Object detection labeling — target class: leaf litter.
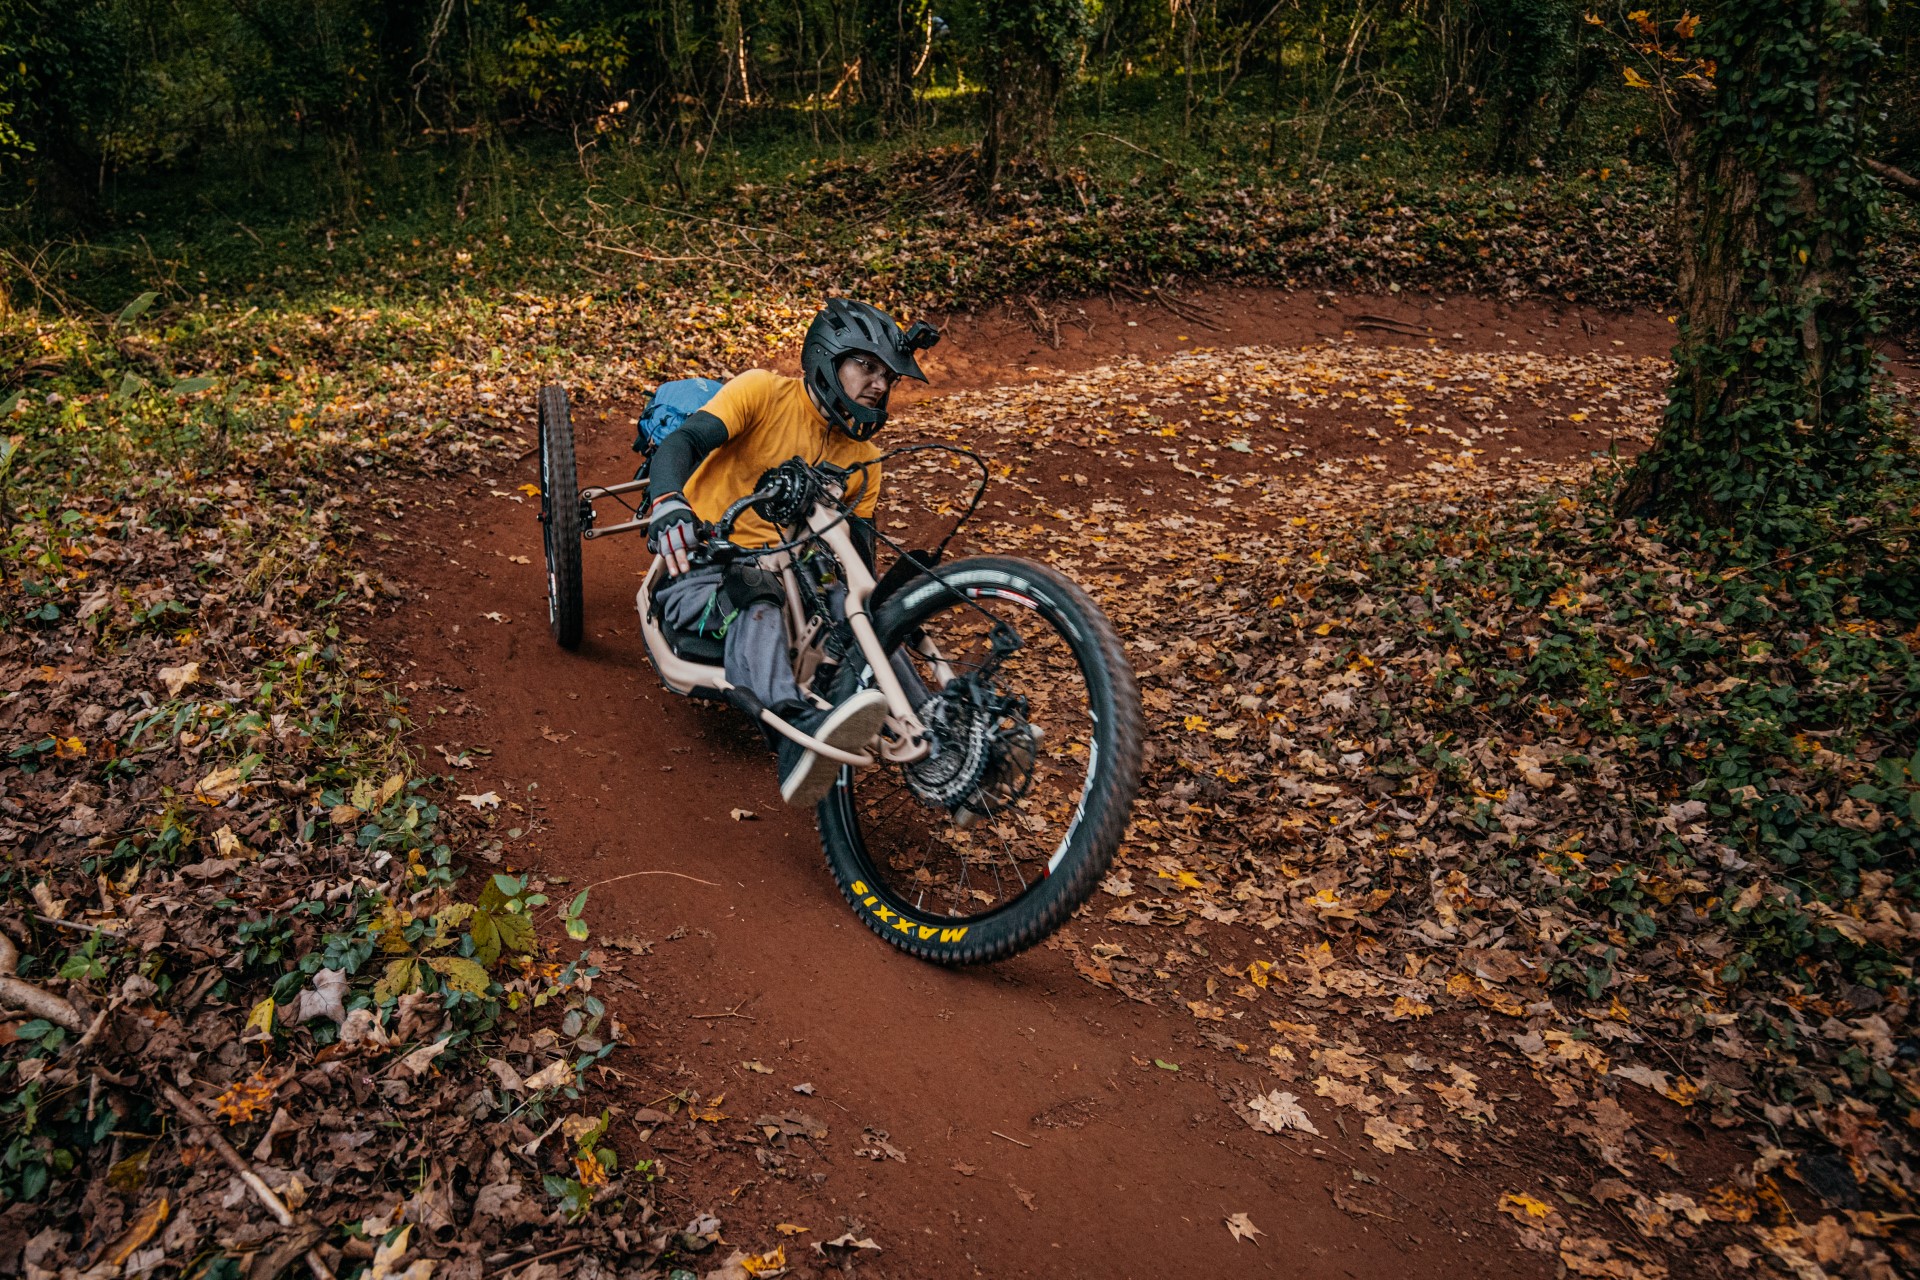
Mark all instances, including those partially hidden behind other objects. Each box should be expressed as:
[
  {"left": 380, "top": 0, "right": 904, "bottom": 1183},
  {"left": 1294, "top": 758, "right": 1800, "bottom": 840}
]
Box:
[
  {"left": 873, "top": 335, "right": 1919, "bottom": 1278},
  {"left": 3, "top": 146, "right": 1914, "bottom": 1274}
]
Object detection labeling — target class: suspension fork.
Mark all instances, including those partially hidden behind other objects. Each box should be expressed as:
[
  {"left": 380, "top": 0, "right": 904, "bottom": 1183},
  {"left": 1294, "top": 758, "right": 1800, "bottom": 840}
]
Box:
[{"left": 807, "top": 509, "right": 930, "bottom": 765}]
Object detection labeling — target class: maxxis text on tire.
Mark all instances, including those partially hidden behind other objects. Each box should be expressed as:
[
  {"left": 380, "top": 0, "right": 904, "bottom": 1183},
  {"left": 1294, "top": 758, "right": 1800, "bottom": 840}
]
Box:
[{"left": 816, "top": 556, "right": 1143, "bottom": 965}]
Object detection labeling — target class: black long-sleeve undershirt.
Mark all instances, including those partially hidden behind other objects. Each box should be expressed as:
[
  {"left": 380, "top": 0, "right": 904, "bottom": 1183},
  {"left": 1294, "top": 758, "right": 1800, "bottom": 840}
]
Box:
[
  {"left": 646, "top": 410, "right": 730, "bottom": 507},
  {"left": 649, "top": 409, "right": 875, "bottom": 568}
]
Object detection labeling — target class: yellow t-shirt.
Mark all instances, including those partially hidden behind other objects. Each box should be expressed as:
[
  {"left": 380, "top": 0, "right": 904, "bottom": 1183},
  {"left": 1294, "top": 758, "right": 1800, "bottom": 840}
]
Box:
[{"left": 684, "top": 369, "right": 882, "bottom": 547}]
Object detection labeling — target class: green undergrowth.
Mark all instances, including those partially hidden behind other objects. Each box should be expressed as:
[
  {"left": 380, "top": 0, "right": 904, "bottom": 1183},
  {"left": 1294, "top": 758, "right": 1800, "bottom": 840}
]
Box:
[
  {"left": 1252, "top": 450, "right": 1920, "bottom": 1192},
  {"left": 0, "top": 464, "right": 641, "bottom": 1262}
]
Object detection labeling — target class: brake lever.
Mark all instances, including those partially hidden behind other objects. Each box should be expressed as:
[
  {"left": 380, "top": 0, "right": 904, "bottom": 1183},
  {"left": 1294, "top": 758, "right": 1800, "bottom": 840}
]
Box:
[{"left": 694, "top": 534, "right": 743, "bottom": 568}]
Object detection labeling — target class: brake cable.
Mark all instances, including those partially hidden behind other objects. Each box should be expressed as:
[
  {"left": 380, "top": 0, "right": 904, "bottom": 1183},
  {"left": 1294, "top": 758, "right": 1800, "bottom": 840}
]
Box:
[
  {"left": 870, "top": 443, "right": 990, "bottom": 565},
  {"left": 701, "top": 451, "right": 1018, "bottom": 658}
]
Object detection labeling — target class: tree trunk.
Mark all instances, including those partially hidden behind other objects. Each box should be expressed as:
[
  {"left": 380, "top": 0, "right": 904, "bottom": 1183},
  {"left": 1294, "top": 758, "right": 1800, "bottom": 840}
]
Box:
[
  {"left": 967, "top": 0, "right": 1087, "bottom": 191},
  {"left": 1616, "top": 0, "right": 1887, "bottom": 542},
  {"left": 860, "top": 0, "right": 926, "bottom": 134}
]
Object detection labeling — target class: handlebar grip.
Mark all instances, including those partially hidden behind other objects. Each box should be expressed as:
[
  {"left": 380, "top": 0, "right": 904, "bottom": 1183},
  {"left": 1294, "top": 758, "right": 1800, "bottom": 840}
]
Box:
[{"left": 716, "top": 487, "right": 779, "bottom": 540}]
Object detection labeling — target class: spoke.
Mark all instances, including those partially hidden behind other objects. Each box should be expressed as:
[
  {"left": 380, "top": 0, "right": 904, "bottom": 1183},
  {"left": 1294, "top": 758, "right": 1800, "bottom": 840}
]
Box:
[{"left": 843, "top": 590, "right": 1098, "bottom": 922}]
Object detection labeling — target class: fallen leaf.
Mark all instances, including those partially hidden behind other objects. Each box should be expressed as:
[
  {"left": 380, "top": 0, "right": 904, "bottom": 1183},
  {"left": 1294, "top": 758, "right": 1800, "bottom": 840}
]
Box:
[
  {"left": 395, "top": 1035, "right": 454, "bottom": 1077},
  {"left": 1500, "top": 1192, "right": 1558, "bottom": 1222},
  {"left": 242, "top": 996, "right": 276, "bottom": 1044},
  {"left": 814, "top": 1232, "right": 881, "bottom": 1256},
  {"left": 1225, "top": 1211, "right": 1265, "bottom": 1244},
  {"left": 740, "top": 1246, "right": 786, "bottom": 1276},
  {"left": 1363, "top": 1115, "right": 1417, "bottom": 1153},
  {"left": 211, "top": 825, "right": 253, "bottom": 860},
  {"left": 522, "top": 1059, "right": 575, "bottom": 1092},
  {"left": 195, "top": 765, "right": 245, "bottom": 804},
  {"left": 369, "top": 1222, "right": 433, "bottom": 1280},
  {"left": 158, "top": 661, "right": 200, "bottom": 696},
  {"left": 458, "top": 791, "right": 502, "bottom": 810},
  {"left": 1246, "top": 1090, "right": 1321, "bottom": 1136},
  {"left": 731, "top": 807, "right": 758, "bottom": 821},
  {"left": 103, "top": 1196, "right": 169, "bottom": 1267},
  {"left": 855, "top": 1127, "right": 907, "bottom": 1162}
]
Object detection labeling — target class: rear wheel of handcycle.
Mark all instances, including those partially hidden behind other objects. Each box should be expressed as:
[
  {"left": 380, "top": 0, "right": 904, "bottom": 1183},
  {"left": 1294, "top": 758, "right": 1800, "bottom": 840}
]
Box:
[
  {"left": 537, "top": 384, "right": 584, "bottom": 650},
  {"left": 818, "top": 556, "right": 1143, "bottom": 964}
]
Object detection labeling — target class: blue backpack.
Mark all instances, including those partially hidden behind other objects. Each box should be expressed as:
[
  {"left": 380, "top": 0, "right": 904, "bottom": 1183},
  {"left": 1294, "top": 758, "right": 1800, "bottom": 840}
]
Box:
[{"left": 633, "top": 377, "right": 725, "bottom": 456}]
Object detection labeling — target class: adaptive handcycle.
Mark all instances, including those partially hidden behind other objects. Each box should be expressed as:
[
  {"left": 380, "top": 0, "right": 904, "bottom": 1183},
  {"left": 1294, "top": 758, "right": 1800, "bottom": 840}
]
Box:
[{"left": 535, "top": 385, "right": 1142, "bottom": 964}]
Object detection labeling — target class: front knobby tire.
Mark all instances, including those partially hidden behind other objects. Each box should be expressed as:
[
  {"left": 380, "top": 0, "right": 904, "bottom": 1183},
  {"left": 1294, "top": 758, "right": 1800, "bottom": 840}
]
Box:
[
  {"left": 538, "top": 384, "right": 584, "bottom": 651},
  {"left": 817, "top": 556, "right": 1143, "bottom": 965}
]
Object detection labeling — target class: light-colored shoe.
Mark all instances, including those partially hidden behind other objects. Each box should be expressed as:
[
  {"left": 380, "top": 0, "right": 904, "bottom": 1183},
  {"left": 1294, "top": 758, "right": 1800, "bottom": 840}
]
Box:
[{"left": 778, "top": 689, "right": 888, "bottom": 808}]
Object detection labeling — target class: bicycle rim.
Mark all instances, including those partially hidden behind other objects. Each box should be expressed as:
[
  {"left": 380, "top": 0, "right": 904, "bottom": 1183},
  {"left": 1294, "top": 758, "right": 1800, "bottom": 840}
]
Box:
[{"left": 826, "top": 581, "right": 1104, "bottom": 926}]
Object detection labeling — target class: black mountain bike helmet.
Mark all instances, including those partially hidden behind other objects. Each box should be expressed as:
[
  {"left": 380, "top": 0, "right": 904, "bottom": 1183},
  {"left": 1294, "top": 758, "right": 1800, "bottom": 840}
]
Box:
[{"left": 801, "top": 298, "right": 941, "bottom": 441}]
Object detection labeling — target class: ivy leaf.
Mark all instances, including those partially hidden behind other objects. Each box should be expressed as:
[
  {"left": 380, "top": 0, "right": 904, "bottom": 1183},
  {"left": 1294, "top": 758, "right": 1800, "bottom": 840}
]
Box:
[
  {"left": 428, "top": 956, "right": 493, "bottom": 996},
  {"left": 116, "top": 291, "right": 159, "bottom": 325},
  {"left": 374, "top": 957, "right": 421, "bottom": 1003},
  {"left": 472, "top": 877, "right": 536, "bottom": 967}
]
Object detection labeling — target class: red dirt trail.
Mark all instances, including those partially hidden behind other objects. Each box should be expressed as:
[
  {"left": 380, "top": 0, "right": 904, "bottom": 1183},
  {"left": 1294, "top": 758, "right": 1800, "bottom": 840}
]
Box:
[{"left": 364, "top": 288, "right": 1688, "bottom": 1278}]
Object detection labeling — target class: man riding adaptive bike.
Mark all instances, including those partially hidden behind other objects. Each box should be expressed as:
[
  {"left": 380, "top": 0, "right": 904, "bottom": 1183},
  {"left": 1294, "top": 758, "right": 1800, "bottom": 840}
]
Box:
[{"left": 644, "top": 298, "right": 934, "bottom": 809}]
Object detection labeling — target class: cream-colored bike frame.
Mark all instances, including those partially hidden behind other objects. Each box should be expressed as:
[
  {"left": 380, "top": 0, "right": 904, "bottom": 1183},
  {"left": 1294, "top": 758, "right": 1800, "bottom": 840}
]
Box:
[{"left": 636, "top": 501, "right": 931, "bottom": 768}]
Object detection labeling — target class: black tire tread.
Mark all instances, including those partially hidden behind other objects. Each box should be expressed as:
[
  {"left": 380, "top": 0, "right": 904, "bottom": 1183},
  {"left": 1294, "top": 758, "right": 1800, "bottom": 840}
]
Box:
[
  {"left": 819, "top": 556, "right": 1143, "bottom": 965},
  {"left": 539, "top": 385, "right": 585, "bottom": 651}
]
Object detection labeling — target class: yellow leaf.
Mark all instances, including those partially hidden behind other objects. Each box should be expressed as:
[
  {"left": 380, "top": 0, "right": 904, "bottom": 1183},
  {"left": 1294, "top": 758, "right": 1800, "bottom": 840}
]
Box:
[
  {"left": 1674, "top": 12, "right": 1699, "bottom": 37},
  {"left": 1388, "top": 996, "right": 1433, "bottom": 1020},
  {"left": 741, "top": 1247, "right": 786, "bottom": 1276},
  {"left": 213, "top": 1071, "right": 278, "bottom": 1124},
  {"left": 243, "top": 997, "right": 276, "bottom": 1041},
  {"left": 774, "top": 1223, "right": 810, "bottom": 1235},
  {"left": 1246, "top": 960, "right": 1276, "bottom": 989},
  {"left": 518, "top": 482, "right": 542, "bottom": 497},
  {"left": 103, "top": 1196, "right": 169, "bottom": 1267},
  {"left": 1623, "top": 67, "right": 1651, "bottom": 88},
  {"left": 194, "top": 765, "right": 245, "bottom": 804},
  {"left": 1664, "top": 1077, "right": 1700, "bottom": 1107},
  {"left": 1500, "top": 1192, "right": 1556, "bottom": 1221}
]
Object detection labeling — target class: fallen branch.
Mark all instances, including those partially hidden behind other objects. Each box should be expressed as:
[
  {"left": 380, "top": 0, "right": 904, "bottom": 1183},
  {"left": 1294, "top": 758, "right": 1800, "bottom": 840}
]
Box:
[
  {"left": 152, "top": 1081, "right": 336, "bottom": 1278},
  {"left": 1866, "top": 157, "right": 1920, "bottom": 202},
  {"left": 153, "top": 1080, "right": 295, "bottom": 1226},
  {"left": 0, "top": 926, "right": 86, "bottom": 1032},
  {"left": 1347, "top": 313, "right": 1430, "bottom": 337},
  {"left": 582, "top": 868, "right": 722, "bottom": 891},
  {"left": 1078, "top": 131, "right": 1177, "bottom": 167},
  {"left": 14, "top": 991, "right": 339, "bottom": 1280}
]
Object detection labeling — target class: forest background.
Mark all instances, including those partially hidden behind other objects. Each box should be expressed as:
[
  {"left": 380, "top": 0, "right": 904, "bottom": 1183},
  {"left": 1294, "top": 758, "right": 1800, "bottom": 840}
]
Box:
[{"left": 2, "top": 2, "right": 1919, "bottom": 1279}]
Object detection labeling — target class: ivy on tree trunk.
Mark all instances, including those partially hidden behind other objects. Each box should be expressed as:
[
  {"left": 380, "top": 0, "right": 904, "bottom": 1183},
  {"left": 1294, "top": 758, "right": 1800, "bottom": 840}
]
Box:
[
  {"left": 1618, "top": 0, "right": 1890, "bottom": 544},
  {"left": 958, "top": 0, "right": 1088, "bottom": 189}
]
